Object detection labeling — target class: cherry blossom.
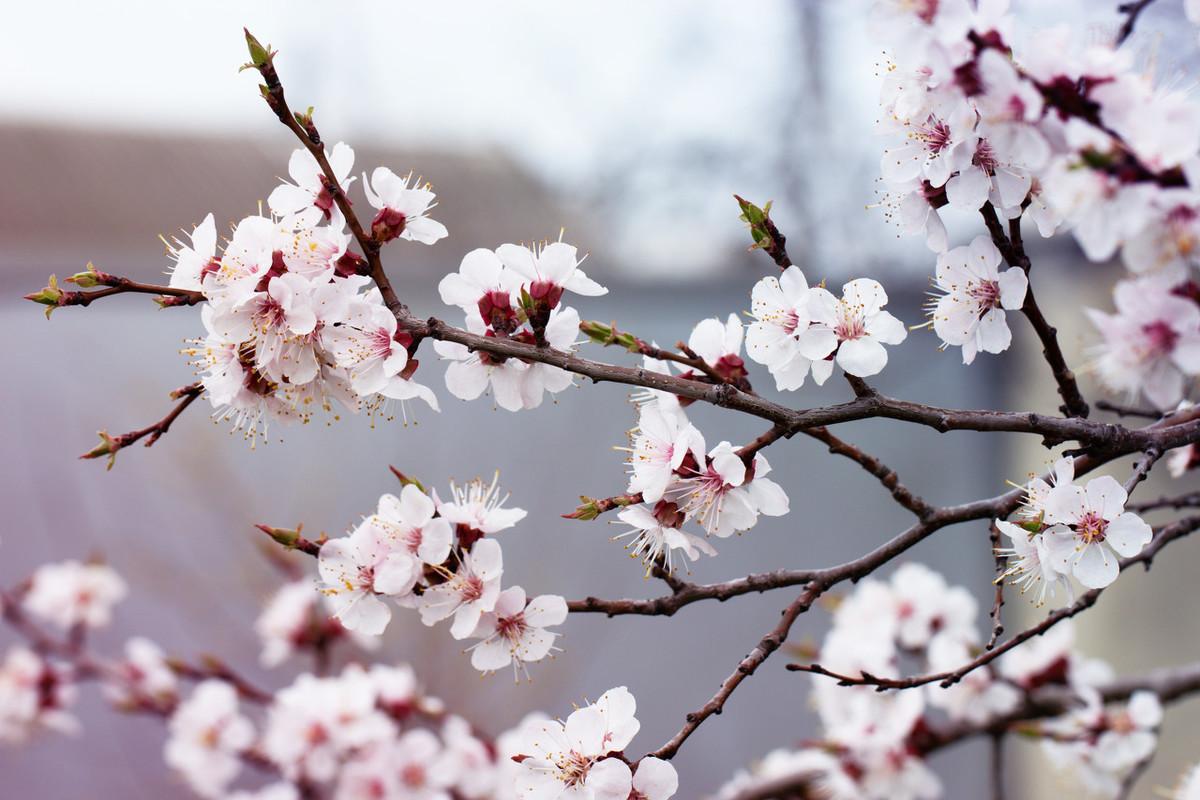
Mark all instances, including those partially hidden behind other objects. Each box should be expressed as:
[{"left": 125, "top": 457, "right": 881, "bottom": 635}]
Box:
[
  {"left": 268, "top": 142, "right": 356, "bottom": 224},
  {"left": 924, "top": 636, "right": 1019, "bottom": 724},
  {"left": 1093, "top": 75, "right": 1200, "bottom": 172},
  {"left": 1041, "top": 474, "right": 1152, "bottom": 589},
  {"left": 929, "top": 235, "right": 1027, "bottom": 364},
  {"left": 321, "top": 290, "right": 413, "bottom": 394},
  {"left": 438, "top": 306, "right": 581, "bottom": 411},
  {"left": 439, "top": 715, "right": 500, "bottom": 799},
  {"left": 419, "top": 538, "right": 504, "bottom": 639},
  {"left": 1172, "top": 761, "right": 1200, "bottom": 800},
  {"left": 438, "top": 248, "right": 523, "bottom": 329},
  {"left": 372, "top": 485, "right": 455, "bottom": 568},
  {"left": 318, "top": 517, "right": 421, "bottom": 635},
  {"left": 467, "top": 586, "right": 567, "bottom": 677},
  {"left": 255, "top": 581, "right": 374, "bottom": 668},
  {"left": 1087, "top": 277, "right": 1200, "bottom": 410},
  {"left": 805, "top": 278, "right": 908, "bottom": 378},
  {"left": 163, "top": 680, "right": 255, "bottom": 799},
  {"left": 105, "top": 637, "right": 179, "bottom": 706},
  {"left": 714, "top": 748, "right": 860, "bottom": 800},
  {"left": 995, "top": 520, "right": 1071, "bottom": 607},
  {"left": 361, "top": 167, "right": 448, "bottom": 245},
  {"left": 336, "top": 729, "right": 457, "bottom": 800},
  {"left": 889, "top": 562, "right": 977, "bottom": 649},
  {"left": 513, "top": 687, "right": 640, "bottom": 800},
  {"left": 614, "top": 502, "right": 716, "bottom": 574},
  {"left": 687, "top": 313, "right": 749, "bottom": 385},
  {"left": 629, "top": 351, "right": 684, "bottom": 415},
  {"left": 880, "top": 97, "right": 977, "bottom": 190},
  {"left": 166, "top": 212, "right": 218, "bottom": 291},
  {"left": 667, "top": 441, "right": 789, "bottom": 538},
  {"left": 496, "top": 240, "right": 607, "bottom": 300},
  {"left": 1041, "top": 148, "right": 1155, "bottom": 263},
  {"left": 745, "top": 266, "right": 836, "bottom": 390},
  {"left": 586, "top": 756, "right": 679, "bottom": 800},
  {"left": 22, "top": 559, "right": 126, "bottom": 630},
  {"left": 434, "top": 315, "right": 530, "bottom": 411},
  {"left": 0, "top": 646, "right": 77, "bottom": 743},
  {"left": 262, "top": 668, "right": 396, "bottom": 784},
  {"left": 625, "top": 403, "right": 705, "bottom": 503},
  {"left": 1122, "top": 191, "right": 1200, "bottom": 281},
  {"left": 1041, "top": 691, "right": 1163, "bottom": 796},
  {"left": 434, "top": 473, "right": 528, "bottom": 540}
]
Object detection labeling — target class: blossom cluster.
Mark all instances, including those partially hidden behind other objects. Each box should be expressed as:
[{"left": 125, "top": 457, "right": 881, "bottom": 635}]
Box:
[
  {"left": 746, "top": 268, "right": 908, "bottom": 389},
  {"left": 175, "top": 144, "right": 445, "bottom": 442},
  {"left": 869, "top": 0, "right": 1200, "bottom": 396},
  {"left": 435, "top": 240, "right": 605, "bottom": 411},
  {"left": 0, "top": 553, "right": 681, "bottom": 800},
  {"left": 315, "top": 474, "right": 568, "bottom": 679},
  {"left": 716, "top": 564, "right": 1161, "bottom": 800},
  {"left": 509, "top": 686, "right": 678, "bottom": 800},
  {"left": 162, "top": 658, "right": 566, "bottom": 800},
  {"left": 997, "top": 457, "right": 1152, "bottom": 594}
]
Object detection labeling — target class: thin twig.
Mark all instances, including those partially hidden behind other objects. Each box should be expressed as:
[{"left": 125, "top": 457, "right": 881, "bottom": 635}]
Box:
[
  {"left": 987, "top": 521, "right": 1006, "bottom": 650},
  {"left": 80, "top": 383, "right": 203, "bottom": 469},
  {"left": 1116, "top": 0, "right": 1157, "bottom": 45},
  {"left": 786, "top": 515, "right": 1200, "bottom": 690}
]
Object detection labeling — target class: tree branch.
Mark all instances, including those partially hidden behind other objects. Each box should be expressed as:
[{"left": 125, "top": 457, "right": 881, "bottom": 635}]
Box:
[
  {"left": 1116, "top": 0, "right": 1157, "bottom": 45},
  {"left": 80, "top": 383, "right": 203, "bottom": 469},
  {"left": 786, "top": 515, "right": 1200, "bottom": 690},
  {"left": 649, "top": 583, "right": 823, "bottom": 760},
  {"left": 399, "top": 312, "right": 1200, "bottom": 453}
]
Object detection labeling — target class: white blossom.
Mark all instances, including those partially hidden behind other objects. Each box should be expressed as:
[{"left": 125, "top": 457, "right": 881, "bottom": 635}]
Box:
[
  {"left": 419, "top": 538, "right": 504, "bottom": 638},
  {"left": 163, "top": 680, "right": 254, "bottom": 799},
  {"left": 22, "top": 560, "right": 126, "bottom": 631},
  {"left": 1041, "top": 473, "right": 1153, "bottom": 589},
  {"left": 929, "top": 235, "right": 1027, "bottom": 364},
  {"left": 805, "top": 279, "right": 908, "bottom": 378},
  {"left": 361, "top": 167, "right": 448, "bottom": 245},
  {"left": 467, "top": 586, "right": 567, "bottom": 677}
]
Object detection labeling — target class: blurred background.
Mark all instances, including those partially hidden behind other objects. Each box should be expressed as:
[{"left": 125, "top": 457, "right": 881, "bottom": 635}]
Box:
[{"left": 2, "top": 1, "right": 1199, "bottom": 797}]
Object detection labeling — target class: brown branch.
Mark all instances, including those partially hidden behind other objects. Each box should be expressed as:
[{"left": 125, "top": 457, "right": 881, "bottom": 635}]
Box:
[
  {"left": 649, "top": 583, "right": 823, "bottom": 760},
  {"left": 990, "top": 732, "right": 1005, "bottom": 800},
  {"left": 579, "top": 319, "right": 720, "bottom": 381},
  {"left": 734, "top": 659, "right": 1200, "bottom": 799},
  {"left": 986, "top": 521, "right": 1006, "bottom": 650},
  {"left": 400, "top": 312, "right": 1200, "bottom": 453},
  {"left": 255, "top": 524, "right": 323, "bottom": 557},
  {"left": 168, "top": 657, "right": 274, "bottom": 704},
  {"left": 80, "top": 383, "right": 203, "bottom": 469},
  {"left": 984, "top": 203, "right": 1090, "bottom": 419},
  {"left": 243, "top": 30, "right": 403, "bottom": 318},
  {"left": 1095, "top": 400, "right": 1163, "bottom": 420},
  {"left": 562, "top": 492, "right": 642, "bottom": 521},
  {"left": 1116, "top": 0, "right": 1157, "bottom": 45},
  {"left": 801, "top": 426, "right": 933, "bottom": 519},
  {"left": 1129, "top": 490, "right": 1200, "bottom": 513},
  {"left": 786, "top": 515, "right": 1200, "bottom": 690},
  {"left": 25, "top": 273, "right": 204, "bottom": 317}
]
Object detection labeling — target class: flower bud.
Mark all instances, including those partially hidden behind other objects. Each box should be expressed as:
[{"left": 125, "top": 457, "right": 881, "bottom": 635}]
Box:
[
  {"left": 24, "top": 275, "right": 63, "bottom": 318},
  {"left": 734, "top": 194, "right": 788, "bottom": 263},
  {"left": 66, "top": 263, "right": 113, "bottom": 289},
  {"left": 371, "top": 207, "right": 407, "bottom": 243},
  {"left": 242, "top": 29, "right": 274, "bottom": 71},
  {"left": 80, "top": 430, "right": 122, "bottom": 470},
  {"left": 255, "top": 523, "right": 302, "bottom": 549},
  {"left": 388, "top": 466, "right": 426, "bottom": 493}
]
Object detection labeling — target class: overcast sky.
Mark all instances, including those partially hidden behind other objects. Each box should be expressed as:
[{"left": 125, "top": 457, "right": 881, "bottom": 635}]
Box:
[{"left": 0, "top": 0, "right": 1165, "bottom": 275}]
